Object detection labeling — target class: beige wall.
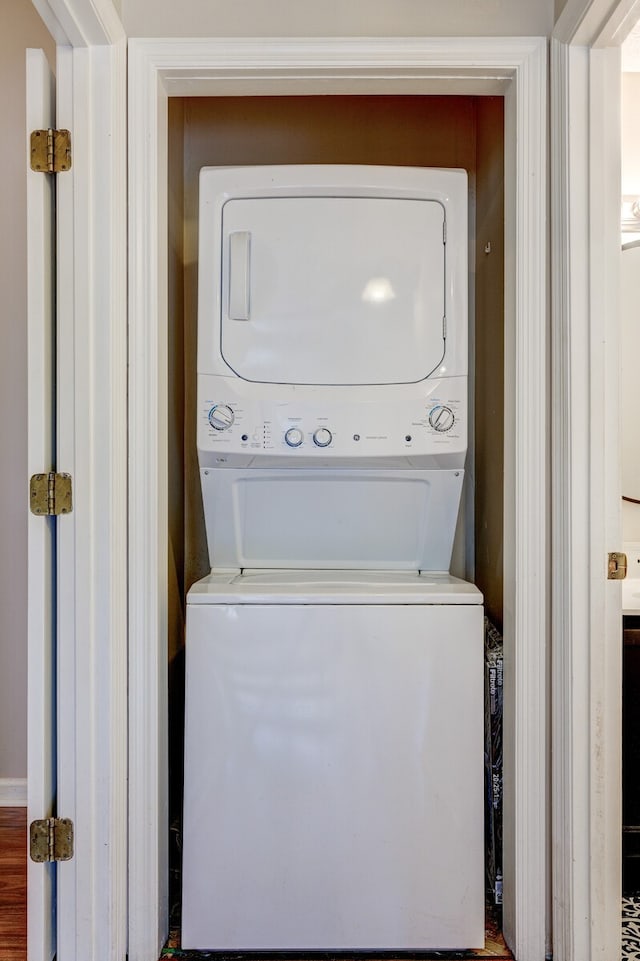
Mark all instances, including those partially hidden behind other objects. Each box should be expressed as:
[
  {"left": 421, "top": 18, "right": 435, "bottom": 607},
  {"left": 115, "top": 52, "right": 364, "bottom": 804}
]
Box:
[
  {"left": 623, "top": 73, "right": 640, "bottom": 198},
  {"left": 123, "top": 0, "right": 554, "bottom": 37},
  {"left": 621, "top": 73, "right": 640, "bottom": 542},
  {"left": 0, "top": 0, "right": 55, "bottom": 781}
]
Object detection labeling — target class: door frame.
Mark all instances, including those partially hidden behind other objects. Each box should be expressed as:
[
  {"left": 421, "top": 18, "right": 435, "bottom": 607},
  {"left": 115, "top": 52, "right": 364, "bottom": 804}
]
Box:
[
  {"left": 127, "top": 36, "right": 548, "bottom": 961},
  {"left": 27, "top": 0, "right": 128, "bottom": 958},
  {"left": 550, "top": 2, "right": 640, "bottom": 958}
]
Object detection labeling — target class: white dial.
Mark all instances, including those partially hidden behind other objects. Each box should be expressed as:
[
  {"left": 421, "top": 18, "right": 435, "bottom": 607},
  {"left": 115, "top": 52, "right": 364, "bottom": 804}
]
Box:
[
  {"left": 428, "top": 405, "right": 455, "bottom": 432},
  {"left": 313, "top": 428, "right": 333, "bottom": 448},
  {"left": 208, "top": 404, "right": 235, "bottom": 431},
  {"left": 285, "top": 428, "right": 304, "bottom": 448}
]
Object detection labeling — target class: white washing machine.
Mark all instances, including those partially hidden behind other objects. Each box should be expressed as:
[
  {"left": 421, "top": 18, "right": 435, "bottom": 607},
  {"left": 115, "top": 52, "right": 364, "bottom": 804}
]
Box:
[{"left": 181, "top": 165, "right": 485, "bottom": 950}]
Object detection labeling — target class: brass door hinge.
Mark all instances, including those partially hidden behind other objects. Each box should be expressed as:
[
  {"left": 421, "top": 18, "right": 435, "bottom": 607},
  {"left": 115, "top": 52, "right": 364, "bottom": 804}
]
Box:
[
  {"left": 608, "top": 552, "right": 627, "bottom": 580},
  {"left": 30, "top": 472, "right": 72, "bottom": 516},
  {"left": 29, "top": 818, "right": 74, "bottom": 863},
  {"left": 30, "top": 128, "right": 72, "bottom": 173}
]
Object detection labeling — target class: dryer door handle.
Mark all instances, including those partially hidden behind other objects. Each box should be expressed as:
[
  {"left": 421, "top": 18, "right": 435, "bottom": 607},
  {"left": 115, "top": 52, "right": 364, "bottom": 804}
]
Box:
[{"left": 228, "top": 231, "right": 251, "bottom": 321}]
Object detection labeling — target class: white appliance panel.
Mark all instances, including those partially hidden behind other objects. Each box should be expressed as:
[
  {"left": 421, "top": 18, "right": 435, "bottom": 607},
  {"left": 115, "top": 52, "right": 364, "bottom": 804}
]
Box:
[
  {"left": 220, "top": 197, "right": 445, "bottom": 386},
  {"left": 187, "top": 569, "right": 483, "bottom": 605},
  {"left": 200, "top": 468, "right": 463, "bottom": 571},
  {"left": 197, "top": 373, "right": 467, "bottom": 470},
  {"left": 198, "top": 166, "right": 469, "bottom": 383},
  {"left": 182, "top": 601, "right": 485, "bottom": 950}
]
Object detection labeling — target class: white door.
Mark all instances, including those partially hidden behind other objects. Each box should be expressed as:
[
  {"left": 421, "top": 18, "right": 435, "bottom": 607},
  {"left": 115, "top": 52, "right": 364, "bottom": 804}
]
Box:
[
  {"left": 26, "top": 47, "right": 57, "bottom": 961},
  {"left": 219, "top": 196, "right": 447, "bottom": 385}
]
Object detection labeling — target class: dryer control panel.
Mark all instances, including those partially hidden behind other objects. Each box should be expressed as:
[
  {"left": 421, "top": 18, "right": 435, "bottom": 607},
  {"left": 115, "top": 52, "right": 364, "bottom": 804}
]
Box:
[{"left": 197, "top": 375, "right": 467, "bottom": 470}]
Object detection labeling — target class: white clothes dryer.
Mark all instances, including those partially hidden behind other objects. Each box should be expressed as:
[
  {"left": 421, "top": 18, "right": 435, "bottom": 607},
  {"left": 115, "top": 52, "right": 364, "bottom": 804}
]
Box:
[{"left": 181, "top": 165, "right": 484, "bottom": 950}]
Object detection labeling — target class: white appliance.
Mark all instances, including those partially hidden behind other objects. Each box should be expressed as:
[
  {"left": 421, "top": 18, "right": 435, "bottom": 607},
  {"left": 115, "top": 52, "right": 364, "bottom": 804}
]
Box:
[{"left": 182, "top": 165, "right": 484, "bottom": 951}]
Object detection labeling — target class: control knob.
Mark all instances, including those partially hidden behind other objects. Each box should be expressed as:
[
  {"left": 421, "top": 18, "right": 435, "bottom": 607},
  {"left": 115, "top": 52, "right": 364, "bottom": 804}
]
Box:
[
  {"left": 429, "top": 405, "right": 455, "bottom": 432},
  {"left": 285, "top": 428, "right": 304, "bottom": 448},
  {"left": 208, "top": 404, "right": 235, "bottom": 431},
  {"left": 313, "top": 428, "right": 333, "bottom": 448}
]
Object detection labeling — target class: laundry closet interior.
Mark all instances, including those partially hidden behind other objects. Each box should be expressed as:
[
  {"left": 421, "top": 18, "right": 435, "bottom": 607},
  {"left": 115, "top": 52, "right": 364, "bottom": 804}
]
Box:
[{"left": 165, "top": 93, "right": 505, "bottom": 949}]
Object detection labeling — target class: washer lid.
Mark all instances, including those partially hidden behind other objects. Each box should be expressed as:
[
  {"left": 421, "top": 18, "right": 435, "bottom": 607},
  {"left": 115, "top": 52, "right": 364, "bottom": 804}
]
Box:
[
  {"left": 220, "top": 196, "right": 446, "bottom": 386},
  {"left": 187, "top": 570, "right": 483, "bottom": 605}
]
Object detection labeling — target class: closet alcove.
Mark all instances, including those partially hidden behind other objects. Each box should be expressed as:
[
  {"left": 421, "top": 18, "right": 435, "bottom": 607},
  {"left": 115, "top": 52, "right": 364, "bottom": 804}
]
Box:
[{"left": 166, "top": 93, "right": 504, "bottom": 948}]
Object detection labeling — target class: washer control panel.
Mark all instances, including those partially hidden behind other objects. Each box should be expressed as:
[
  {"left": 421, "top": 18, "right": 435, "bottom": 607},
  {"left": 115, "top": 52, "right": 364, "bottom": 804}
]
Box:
[{"left": 198, "top": 376, "right": 467, "bottom": 468}]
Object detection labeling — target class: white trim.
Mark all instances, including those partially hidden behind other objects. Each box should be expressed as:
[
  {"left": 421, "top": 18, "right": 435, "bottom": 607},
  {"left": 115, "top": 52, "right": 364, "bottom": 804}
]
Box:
[
  {"left": 550, "top": 37, "right": 622, "bottom": 961},
  {"left": 27, "top": 0, "right": 128, "bottom": 954},
  {"left": 500, "top": 42, "right": 549, "bottom": 961},
  {"left": 54, "top": 35, "right": 128, "bottom": 960},
  {"left": 128, "top": 43, "right": 170, "bottom": 961},
  {"left": 553, "top": 0, "right": 640, "bottom": 44},
  {"left": 31, "top": 0, "right": 124, "bottom": 47},
  {"left": 550, "top": 40, "right": 591, "bottom": 961},
  {"left": 587, "top": 46, "right": 623, "bottom": 961},
  {"left": 596, "top": 1, "right": 640, "bottom": 44},
  {"left": 0, "top": 779, "right": 28, "bottom": 807},
  {"left": 128, "top": 35, "right": 548, "bottom": 961}
]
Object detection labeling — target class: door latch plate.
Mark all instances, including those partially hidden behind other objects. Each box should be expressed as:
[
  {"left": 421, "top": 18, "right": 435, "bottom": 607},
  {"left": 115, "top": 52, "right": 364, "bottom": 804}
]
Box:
[{"left": 608, "top": 552, "right": 628, "bottom": 580}]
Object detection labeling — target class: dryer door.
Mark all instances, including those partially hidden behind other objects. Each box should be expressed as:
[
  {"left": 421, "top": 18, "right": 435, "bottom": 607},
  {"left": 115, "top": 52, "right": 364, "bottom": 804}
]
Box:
[{"left": 220, "top": 196, "right": 446, "bottom": 386}]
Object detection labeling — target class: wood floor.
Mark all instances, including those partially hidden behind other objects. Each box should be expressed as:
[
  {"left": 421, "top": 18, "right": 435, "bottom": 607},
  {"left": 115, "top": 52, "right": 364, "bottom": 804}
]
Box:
[{"left": 0, "top": 808, "right": 27, "bottom": 961}]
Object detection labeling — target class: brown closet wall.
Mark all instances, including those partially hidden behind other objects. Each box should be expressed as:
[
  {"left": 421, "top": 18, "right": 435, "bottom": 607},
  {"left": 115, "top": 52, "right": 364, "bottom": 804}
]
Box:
[
  {"left": 167, "top": 94, "right": 505, "bottom": 665},
  {"left": 474, "top": 98, "right": 505, "bottom": 628}
]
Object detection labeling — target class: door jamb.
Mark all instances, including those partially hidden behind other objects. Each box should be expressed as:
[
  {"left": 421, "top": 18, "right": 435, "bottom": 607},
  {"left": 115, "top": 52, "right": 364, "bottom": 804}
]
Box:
[
  {"left": 25, "top": 1, "right": 128, "bottom": 958},
  {"left": 127, "top": 36, "right": 548, "bottom": 961},
  {"left": 551, "top": 1, "right": 629, "bottom": 957}
]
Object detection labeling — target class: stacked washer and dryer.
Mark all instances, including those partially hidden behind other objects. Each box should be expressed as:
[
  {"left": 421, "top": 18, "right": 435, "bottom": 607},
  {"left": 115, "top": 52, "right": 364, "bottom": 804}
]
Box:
[{"left": 182, "top": 165, "right": 484, "bottom": 951}]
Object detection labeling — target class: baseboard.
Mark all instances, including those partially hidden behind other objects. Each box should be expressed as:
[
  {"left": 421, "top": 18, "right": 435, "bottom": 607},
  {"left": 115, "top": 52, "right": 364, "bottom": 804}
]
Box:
[{"left": 0, "top": 778, "right": 27, "bottom": 806}]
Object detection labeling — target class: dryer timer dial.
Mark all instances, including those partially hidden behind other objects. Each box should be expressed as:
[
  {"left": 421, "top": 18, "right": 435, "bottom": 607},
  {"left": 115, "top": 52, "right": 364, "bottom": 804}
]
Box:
[
  {"left": 429, "top": 405, "right": 455, "bottom": 432},
  {"left": 313, "top": 428, "right": 333, "bottom": 448},
  {"left": 285, "top": 428, "right": 304, "bottom": 448},
  {"left": 208, "top": 404, "right": 235, "bottom": 431}
]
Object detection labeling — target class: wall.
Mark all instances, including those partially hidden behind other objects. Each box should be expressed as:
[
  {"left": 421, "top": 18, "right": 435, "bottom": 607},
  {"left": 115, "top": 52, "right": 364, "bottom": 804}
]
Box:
[
  {"left": 167, "top": 97, "right": 186, "bottom": 848},
  {"left": 475, "top": 99, "right": 505, "bottom": 627},
  {"left": 122, "top": 0, "right": 554, "bottom": 38},
  {"left": 621, "top": 72, "right": 640, "bottom": 543},
  {"left": 0, "top": 0, "right": 55, "bottom": 786},
  {"left": 621, "top": 245, "right": 640, "bottom": 542}
]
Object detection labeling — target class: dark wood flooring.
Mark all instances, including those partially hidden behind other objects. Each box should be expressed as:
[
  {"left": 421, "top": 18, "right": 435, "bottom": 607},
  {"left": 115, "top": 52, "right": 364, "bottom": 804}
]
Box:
[{"left": 0, "top": 808, "right": 27, "bottom": 961}]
